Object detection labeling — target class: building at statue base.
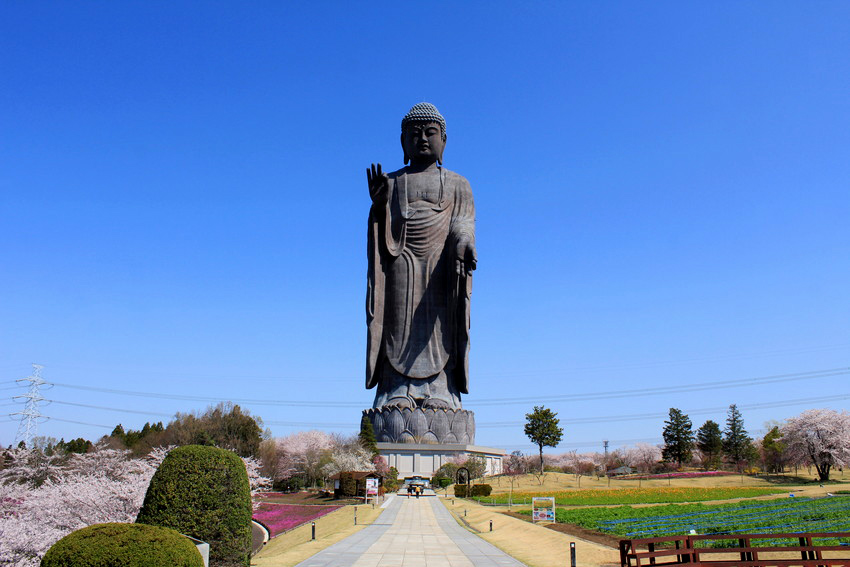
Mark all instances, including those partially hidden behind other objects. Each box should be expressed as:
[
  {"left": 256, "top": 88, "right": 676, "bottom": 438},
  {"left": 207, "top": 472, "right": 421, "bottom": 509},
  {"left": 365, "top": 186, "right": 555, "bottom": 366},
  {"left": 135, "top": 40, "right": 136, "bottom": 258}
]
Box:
[{"left": 377, "top": 441, "right": 505, "bottom": 479}]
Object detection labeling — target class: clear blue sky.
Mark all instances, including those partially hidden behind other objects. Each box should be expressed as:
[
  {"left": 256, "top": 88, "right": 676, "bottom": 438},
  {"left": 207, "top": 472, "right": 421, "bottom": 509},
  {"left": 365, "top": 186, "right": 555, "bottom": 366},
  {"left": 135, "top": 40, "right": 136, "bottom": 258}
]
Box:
[{"left": 2, "top": 2, "right": 848, "bottom": 455}]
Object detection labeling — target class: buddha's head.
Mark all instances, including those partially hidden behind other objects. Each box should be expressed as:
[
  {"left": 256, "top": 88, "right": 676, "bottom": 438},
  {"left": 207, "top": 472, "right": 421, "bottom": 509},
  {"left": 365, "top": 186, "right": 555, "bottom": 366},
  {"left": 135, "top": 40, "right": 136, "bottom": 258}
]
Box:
[{"left": 401, "top": 102, "right": 446, "bottom": 166}]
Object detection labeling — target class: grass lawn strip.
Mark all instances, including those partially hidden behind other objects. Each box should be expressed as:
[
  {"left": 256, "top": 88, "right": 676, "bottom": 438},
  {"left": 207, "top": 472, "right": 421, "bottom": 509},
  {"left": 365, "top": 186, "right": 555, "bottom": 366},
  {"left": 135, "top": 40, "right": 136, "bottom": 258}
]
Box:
[
  {"left": 441, "top": 497, "right": 621, "bottom": 567},
  {"left": 482, "top": 486, "right": 788, "bottom": 506},
  {"left": 252, "top": 503, "right": 382, "bottom": 567}
]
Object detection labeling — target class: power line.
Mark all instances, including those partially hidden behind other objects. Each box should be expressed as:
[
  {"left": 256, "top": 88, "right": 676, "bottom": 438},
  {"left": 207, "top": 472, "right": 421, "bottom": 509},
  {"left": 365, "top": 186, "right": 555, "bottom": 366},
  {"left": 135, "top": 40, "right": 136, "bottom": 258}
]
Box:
[
  {"left": 49, "top": 382, "right": 364, "bottom": 407},
  {"left": 477, "top": 393, "right": 850, "bottom": 427},
  {"left": 468, "top": 367, "right": 849, "bottom": 406},
  {"left": 42, "top": 402, "right": 354, "bottom": 429},
  {"left": 45, "top": 400, "right": 173, "bottom": 418},
  {"left": 32, "top": 391, "right": 848, "bottom": 433},
  {"left": 46, "top": 417, "right": 114, "bottom": 429},
  {"left": 481, "top": 343, "right": 850, "bottom": 378},
  {"left": 264, "top": 420, "right": 353, "bottom": 428},
  {"left": 503, "top": 437, "right": 665, "bottom": 451},
  {"left": 46, "top": 366, "right": 848, "bottom": 408}
]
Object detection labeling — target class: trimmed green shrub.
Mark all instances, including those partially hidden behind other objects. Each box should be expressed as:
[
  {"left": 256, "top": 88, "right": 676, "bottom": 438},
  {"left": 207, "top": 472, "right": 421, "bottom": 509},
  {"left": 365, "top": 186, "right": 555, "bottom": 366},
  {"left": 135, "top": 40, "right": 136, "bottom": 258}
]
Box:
[
  {"left": 383, "top": 466, "right": 399, "bottom": 492},
  {"left": 454, "top": 484, "right": 468, "bottom": 497},
  {"left": 41, "top": 522, "right": 203, "bottom": 567},
  {"left": 137, "top": 445, "right": 252, "bottom": 567},
  {"left": 339, "top": 471, "right": 357, "bottom": 497},
  {"left": 470, "top": 484, "right": 492, "bottom": 497}
]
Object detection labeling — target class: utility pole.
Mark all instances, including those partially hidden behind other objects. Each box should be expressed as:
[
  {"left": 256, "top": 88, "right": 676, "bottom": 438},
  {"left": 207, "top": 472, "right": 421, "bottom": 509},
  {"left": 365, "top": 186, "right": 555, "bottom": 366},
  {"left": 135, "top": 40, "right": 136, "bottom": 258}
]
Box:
[
  {"left": 12, "top": 364, "right": 48, "bottom": 447},
  {"left": 603, "top": 440, "right": 609, "bottom": 476}
]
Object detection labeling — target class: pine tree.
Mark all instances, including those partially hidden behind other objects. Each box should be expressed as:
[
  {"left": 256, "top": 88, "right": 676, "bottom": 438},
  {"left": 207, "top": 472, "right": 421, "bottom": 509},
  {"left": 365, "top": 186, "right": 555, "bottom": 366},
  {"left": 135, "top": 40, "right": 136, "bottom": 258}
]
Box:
[
  {"left": 761, "top": 426, "right": 786, "bottom": 473},
  {"left": 359, "top": 414, "right": 379, "bottom": 456},
  {"left": 661, "top": 408, "right": 694, "bottom": 467},
  {"left": 110, "top": 424, "right": 126, "bottom": 441},
  {"left": 722, "top": 404, "right": 752, "bottom": 466},
  {"left": 696, "top": 420, "right": 723, "bottom": 470},
  {"left": 524, "top": 406, "right": 564, "bottom": 474}
]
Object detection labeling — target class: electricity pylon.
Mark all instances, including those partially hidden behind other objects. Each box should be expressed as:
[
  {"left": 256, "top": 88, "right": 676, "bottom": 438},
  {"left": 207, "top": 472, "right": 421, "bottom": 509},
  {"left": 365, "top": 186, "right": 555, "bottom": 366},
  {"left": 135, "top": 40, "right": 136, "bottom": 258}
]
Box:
[{"left": 12, "top": 364, "right": 48, "bottom": 447}]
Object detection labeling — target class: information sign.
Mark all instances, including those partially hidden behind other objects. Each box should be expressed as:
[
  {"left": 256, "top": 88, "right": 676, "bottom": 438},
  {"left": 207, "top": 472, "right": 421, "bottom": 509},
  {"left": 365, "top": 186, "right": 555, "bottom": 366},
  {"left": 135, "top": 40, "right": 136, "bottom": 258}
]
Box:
[{"left": 532, "top": 497, "right": 556, "bottom": 523}]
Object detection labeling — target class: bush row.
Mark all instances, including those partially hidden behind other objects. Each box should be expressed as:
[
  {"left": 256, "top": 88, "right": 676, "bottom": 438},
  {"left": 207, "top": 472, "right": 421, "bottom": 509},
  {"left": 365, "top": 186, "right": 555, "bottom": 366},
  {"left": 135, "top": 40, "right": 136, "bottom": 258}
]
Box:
[{"left": 453, "top": 484, "right": 492, "bottom": 497}]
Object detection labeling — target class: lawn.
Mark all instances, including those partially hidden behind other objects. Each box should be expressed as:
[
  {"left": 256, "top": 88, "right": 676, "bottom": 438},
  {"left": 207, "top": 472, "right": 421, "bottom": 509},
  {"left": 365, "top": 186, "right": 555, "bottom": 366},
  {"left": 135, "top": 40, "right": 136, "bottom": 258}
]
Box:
[
  {"left": 517, "top": 495, "right": 850, "bottom": 546},
  {"left": 483, "top": 470, "right": 846, "bottom": 496},
  {"left": 253, "top": 503, "right": 344, "bottom": 537},
  {"left": 480, "top": 486, "right": 788, "bottom": 506}
]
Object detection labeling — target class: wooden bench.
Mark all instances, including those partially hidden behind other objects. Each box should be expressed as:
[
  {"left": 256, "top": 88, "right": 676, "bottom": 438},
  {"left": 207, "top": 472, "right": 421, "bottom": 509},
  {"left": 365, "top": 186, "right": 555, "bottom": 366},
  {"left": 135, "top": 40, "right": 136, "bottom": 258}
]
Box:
[{"left": 620, "top": 532, "right": 850, "bottom": 567}]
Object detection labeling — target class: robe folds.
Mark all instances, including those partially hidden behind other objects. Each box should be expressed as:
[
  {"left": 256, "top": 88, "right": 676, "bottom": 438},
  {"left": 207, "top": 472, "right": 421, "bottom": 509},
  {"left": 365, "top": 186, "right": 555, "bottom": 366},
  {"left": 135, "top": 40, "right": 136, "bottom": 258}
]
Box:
[{"left": 366, "top": 166, "right": 474, "bottom": 396}]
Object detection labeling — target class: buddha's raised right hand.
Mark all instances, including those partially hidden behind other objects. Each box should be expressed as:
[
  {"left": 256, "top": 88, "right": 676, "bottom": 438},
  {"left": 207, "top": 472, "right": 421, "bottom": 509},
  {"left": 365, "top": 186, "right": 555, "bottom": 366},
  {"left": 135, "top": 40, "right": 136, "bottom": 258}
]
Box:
[{"left": 367, "top": 163, "right": 389, "bottom": 204}]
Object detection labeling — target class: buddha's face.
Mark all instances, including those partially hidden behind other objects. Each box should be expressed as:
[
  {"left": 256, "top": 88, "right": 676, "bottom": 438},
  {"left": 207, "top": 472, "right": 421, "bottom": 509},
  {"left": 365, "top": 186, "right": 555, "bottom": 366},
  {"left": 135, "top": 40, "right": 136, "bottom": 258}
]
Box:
[{"left": 402, "top": 121, "right": 445, "bottom": 164}]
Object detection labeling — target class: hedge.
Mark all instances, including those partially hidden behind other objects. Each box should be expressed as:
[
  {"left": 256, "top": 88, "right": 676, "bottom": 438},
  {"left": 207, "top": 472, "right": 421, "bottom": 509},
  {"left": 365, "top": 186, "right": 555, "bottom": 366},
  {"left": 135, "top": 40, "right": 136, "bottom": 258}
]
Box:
[
  {"left": 41, "top": 522, "right": 203, "bottom": 567},
  {"left": 454, "top": 484, "right": 492, "bottom": 497},
  {"left": 136, "top": 445, "right": 252, "bottom": 567}
]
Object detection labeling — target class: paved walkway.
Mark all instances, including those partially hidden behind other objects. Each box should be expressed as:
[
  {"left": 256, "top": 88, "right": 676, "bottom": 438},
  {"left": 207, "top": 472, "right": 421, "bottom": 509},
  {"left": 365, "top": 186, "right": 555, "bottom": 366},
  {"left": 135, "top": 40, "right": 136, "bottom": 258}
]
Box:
[{"left": 294, "top": 495, "right": 527, "bottom": 567}]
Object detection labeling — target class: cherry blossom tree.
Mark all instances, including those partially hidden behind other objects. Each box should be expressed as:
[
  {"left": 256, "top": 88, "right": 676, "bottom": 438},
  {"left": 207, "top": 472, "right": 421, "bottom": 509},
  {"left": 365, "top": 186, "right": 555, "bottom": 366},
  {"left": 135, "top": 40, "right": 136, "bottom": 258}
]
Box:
[
  {"left": 320, "top": 440, "right": 375, "bottom": 479},
  {"left": 782, "top": 409, "right": 850, "bottom": 481},
  {"left": 0, "top": 443, "right": 270, "bottom": 567},
  {"left": 0, "top": 445, "right": 161, "bottom": 567},
  {"left": 504, "top": 450, "right": 529, "bottom": 476},
  {"left": 629, "top": 443, "right": 663, "bottom": 473},
  {"left": 0, "top": 446, "right": 66, "bottom": 487},
  {"left": 371, "top": 454, "right": 389, "bottom": 476},
  {"left": 242, "top": 454, "right": 273, "bottom": 498},
  {"left": 274, "top": 430, "right": 335, "bottom": 487}
]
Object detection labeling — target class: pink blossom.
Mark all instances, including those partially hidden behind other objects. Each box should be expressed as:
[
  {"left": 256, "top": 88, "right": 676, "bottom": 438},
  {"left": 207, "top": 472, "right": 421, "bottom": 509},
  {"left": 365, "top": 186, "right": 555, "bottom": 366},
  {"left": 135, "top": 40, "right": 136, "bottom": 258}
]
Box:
[{"left": 252, "top": 503, "right": 342, "bottom": 537}]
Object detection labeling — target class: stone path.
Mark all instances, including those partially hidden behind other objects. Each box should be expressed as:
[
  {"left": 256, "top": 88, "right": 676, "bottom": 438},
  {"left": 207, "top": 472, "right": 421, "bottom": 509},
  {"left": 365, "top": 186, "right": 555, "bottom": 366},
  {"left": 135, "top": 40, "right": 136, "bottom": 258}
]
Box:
[{"left": 294, "top": 495, "right": 527, "bottom": 567}]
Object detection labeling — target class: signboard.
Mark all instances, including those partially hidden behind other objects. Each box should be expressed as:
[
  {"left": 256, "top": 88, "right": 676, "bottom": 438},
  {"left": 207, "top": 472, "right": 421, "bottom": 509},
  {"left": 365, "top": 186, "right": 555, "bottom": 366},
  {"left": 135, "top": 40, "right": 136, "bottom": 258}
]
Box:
[
  {"left": 532, "top": 497, "right": 555, "bottom": 523},
  {"left": 366, "top": 477, "right": 379, "bottom": 496}
]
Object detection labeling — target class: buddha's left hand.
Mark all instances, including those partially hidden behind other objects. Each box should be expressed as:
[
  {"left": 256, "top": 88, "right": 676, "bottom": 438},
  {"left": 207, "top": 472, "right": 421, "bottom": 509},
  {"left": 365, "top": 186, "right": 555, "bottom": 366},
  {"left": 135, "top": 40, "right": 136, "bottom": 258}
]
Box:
[{"left": 455, "top": 238, "right": 477, "bottom": 276}]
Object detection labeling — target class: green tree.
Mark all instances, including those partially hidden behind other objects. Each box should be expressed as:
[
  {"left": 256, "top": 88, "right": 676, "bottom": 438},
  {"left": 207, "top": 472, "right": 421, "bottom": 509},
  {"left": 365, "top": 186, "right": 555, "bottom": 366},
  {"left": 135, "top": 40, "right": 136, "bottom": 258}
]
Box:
[
  {"left": 464, "top": 455, "right": 487, "bottom": 480},
  {"left": 662, "top": 408, "right": 694, "bottom": 467},
  {"left": 110, "top": 424, "right": 126, "bottom": 439},
  {"left": 164, "top": 402, "right": 264, "bottom": 457},
  {"left": 431, "top": 462, "right": 459, "bottom": 488},
  {"left": 696, "top": 420, "right": 723, "bottom": 470},
  {"left": 723, "top": 404, "right": 752, "bottom": 468},
  {"left": 359, "top": 414, "right": 379, "bottom": 456},
  {"left": 524, "top": 406, "right": 563, "bottom": 474},
  {"left": 761, "top": 425, "right": 786, "bottom": 473},
  {"left": 56, "top": 437, "right": 93, "bottom": 454},
  {"left": 137, "top": 445, "right": 252, "bottom": 567},
  {"left": 384, "top": 466, "right": 400, "bottom": 492},
  {"left": 108, "top": 422, "right": 166, "bottom": 454}
]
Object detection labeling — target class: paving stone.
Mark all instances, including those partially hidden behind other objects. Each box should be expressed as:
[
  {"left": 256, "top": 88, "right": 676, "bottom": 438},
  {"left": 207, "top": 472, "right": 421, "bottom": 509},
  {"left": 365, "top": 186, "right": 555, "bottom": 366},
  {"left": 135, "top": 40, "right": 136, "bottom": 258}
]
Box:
[{"left": 293, "top": 497, "right": 527, "bottom": 567}]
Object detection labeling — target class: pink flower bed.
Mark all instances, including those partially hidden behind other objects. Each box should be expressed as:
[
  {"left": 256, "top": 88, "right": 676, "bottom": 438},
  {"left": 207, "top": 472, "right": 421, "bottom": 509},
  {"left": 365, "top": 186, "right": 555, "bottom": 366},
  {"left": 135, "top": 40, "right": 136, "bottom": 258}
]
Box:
[{"left": 253, "top": 503, "right": 343, "bottom": 537}]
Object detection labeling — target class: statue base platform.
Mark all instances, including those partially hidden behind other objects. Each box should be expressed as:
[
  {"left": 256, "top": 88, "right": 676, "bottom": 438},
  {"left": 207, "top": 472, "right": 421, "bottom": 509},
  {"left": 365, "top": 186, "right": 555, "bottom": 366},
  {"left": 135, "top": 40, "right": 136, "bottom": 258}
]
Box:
[
  {"left": 376, "top": 442, "right": 506, "bottom": 479},
  {"left": 363, "top": 406, "right": 475, "bottom": 444}
]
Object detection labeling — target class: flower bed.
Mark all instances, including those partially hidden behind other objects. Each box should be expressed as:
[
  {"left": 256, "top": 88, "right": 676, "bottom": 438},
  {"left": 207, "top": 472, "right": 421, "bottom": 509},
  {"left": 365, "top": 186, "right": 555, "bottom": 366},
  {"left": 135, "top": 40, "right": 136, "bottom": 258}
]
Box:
[
  {"left": 252, "top": 503, "right": 343, "bottom": 537},
  {"left": 519, "top": 495, "right": 850, "bottom": 546}
]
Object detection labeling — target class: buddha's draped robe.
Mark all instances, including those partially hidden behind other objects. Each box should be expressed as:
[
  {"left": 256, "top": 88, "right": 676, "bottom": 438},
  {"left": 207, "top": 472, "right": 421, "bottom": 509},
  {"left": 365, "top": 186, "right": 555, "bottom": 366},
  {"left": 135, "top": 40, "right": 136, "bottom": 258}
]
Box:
[{"left": 366, "top": 166, "right": 474, "bottom": 398}]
